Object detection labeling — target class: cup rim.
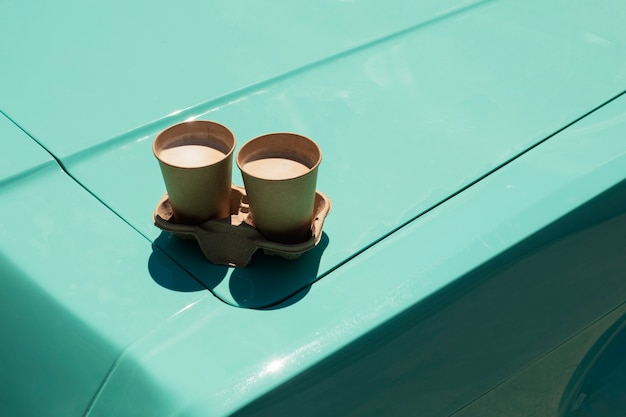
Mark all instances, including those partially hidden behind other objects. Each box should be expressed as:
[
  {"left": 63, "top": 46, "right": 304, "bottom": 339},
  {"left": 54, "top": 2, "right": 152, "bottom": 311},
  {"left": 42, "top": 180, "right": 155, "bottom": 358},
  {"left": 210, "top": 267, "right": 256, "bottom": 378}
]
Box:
[
  {"left": 153, "top": 120, "right": 236, "bottom": 169},
  {"left": 236, "top": 132, "right": 322, "bottom": 181}
]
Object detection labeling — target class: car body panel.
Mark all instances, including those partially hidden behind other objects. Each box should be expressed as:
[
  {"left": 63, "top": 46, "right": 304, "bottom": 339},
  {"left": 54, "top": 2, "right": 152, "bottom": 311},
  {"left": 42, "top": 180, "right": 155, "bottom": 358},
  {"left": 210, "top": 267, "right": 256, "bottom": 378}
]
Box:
[
  {"left": 48, "top": 0, "right": 626, "bottom": 308},
  {"left": 0, "top": 116, "right": 215, "bottom": 416},
  {"left": 0, "top": 113, "right": 54, "bottom": 183},
  {"left": 1, "top": 0, "right": 626, "bottom": 415},
  {"left": 0, "top": 0, "right": 486, "bottom": 159},
  {"left": 456, "top": 305, "right": 626, "bottom": 417},
  {"left": 88, "top": 92, "right": 626, "bottom": 416}
]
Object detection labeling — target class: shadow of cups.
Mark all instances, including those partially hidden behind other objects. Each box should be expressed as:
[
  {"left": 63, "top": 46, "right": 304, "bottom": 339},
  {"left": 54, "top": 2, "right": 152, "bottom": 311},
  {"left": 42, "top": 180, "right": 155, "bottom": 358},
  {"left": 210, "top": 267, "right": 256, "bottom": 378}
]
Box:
[
  {"left": 149, "top": 230, "right": 329, "bottom": 309},
  {"left": 150, "top": 231, "right": 228, "bottom": 291},
  {"left": 227, "top": 233, "right": 330, "bottom": 309}
]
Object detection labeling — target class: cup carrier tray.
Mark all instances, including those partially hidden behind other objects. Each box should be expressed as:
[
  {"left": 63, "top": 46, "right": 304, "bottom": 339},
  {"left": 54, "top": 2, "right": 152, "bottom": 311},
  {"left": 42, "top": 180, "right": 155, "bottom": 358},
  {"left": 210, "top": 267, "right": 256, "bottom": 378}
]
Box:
[{"left": 153, "top": 185, "right": 331, "bottom": 267}]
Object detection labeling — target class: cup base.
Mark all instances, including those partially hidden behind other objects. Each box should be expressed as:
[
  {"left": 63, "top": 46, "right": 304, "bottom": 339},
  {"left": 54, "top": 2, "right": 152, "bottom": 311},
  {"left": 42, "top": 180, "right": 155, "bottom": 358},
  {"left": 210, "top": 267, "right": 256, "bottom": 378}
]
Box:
[{"left": 153, "top": 185, "right": 331, "bottom": 267}]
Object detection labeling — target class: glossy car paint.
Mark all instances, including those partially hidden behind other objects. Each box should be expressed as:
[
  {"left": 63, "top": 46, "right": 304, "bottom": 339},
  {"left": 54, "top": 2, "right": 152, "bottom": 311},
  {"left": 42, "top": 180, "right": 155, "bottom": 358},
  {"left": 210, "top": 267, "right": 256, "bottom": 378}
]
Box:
[
  {"left": 13, "top": 0, "right": 626, "bottom": 309},
  {"left": 0, "top": 0, "right": 487, "bottom": 159},
  {"left": 87, "top": 93, "right": 626, "bottom": 417},
  {"left": 0, "top": 114, "right": 213, "bottom": 415},
  {"left": 1, "top": 0, "right": 625, "bottom": 416}
]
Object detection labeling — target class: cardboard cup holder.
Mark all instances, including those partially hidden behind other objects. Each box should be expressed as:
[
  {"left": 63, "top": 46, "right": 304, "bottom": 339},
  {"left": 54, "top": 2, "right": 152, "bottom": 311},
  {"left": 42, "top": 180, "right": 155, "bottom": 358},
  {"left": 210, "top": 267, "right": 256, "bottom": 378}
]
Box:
[{"left": 153, "top": 185, "right": 331, "bottom": 267}]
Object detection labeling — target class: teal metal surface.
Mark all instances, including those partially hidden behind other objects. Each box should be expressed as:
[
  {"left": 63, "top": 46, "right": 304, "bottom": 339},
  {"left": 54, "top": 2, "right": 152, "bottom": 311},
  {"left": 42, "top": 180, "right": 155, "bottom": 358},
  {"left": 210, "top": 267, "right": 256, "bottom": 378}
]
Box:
[
  {"left": 61, "top": 0, "right": 626, "bottom": 307},
  {"left": 0, "top": 112, "right": 53, "bottom": 183},
  {"left": 561, "top": 316, "right": 626, "bottom": 416},
  {"left": 0, "top": 0, "right": 485, "bottom": 159},
  {"left": 453, "top": 304, "right": 626, "bottom": 417},
  {"left": 0, "top": 122, "right": 214, "bottom": 416},
  {"left": 87, "top": 90, "right": 626, "bottom": 417},
  {"left": 1, "top": 0, "right": 626, "bottom": 415}
]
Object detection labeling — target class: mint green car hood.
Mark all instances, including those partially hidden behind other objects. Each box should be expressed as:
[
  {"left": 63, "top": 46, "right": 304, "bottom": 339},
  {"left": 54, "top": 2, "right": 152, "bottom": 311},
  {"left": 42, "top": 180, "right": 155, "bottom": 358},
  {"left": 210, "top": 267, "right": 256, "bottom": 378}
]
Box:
[
  {"left": 3, "top": 0, "right": 626, "bottom": 308},
  {"left": 2, "top": 0, "right": 626, "bottom": 416}
]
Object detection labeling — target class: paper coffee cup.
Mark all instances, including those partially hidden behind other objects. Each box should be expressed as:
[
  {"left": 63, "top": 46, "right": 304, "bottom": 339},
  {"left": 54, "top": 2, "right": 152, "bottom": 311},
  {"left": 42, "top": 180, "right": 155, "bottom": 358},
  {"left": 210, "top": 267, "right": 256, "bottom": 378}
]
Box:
[
  {"left": 153, "top": 120, "right": 235, "bottom": 224},
  {"left": 237, "top": 132, "right": 321, "bottom": 243}
]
